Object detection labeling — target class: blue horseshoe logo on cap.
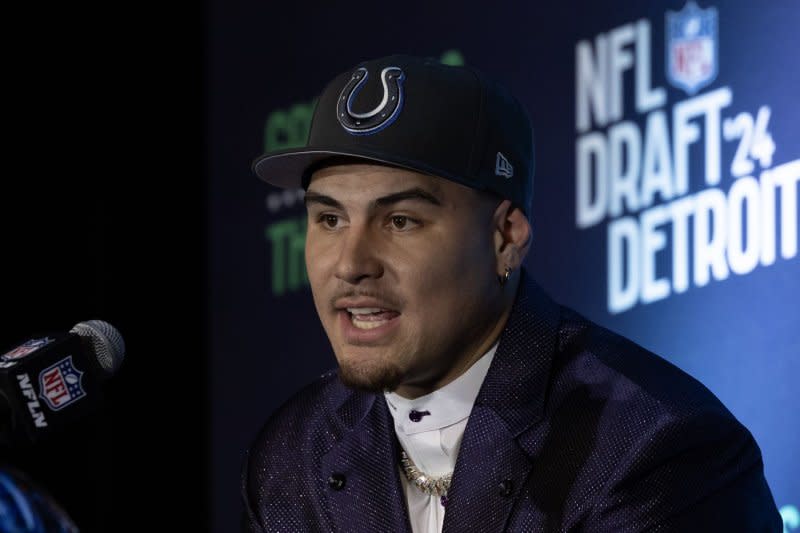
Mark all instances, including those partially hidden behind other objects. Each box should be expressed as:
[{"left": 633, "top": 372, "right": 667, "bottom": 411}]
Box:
[{"left": 337, "top": 66, "right": 405, "bottom": 135}]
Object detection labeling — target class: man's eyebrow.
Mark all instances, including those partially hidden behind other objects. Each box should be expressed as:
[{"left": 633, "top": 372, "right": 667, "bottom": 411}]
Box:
[
  {"left": 374, "top": 188, "right": 442, "bottom": 208},
  {"left": 303, "top": 191, "right": 343, "bottom": 210},
  {"left": 303, "top": 188, "right": 443, "bottom": 210}
]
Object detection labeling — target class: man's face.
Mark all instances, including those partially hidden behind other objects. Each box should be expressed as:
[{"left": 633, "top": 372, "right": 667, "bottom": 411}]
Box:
[{"left": 304, "top": 163, "right": 504, "bottom": 398}]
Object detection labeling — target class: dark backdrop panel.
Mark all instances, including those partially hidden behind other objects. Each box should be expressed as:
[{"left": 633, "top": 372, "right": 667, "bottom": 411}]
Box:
[
  {"left": 4, "top": 3, "right": 205, "bottom": 532},
  {"left": 211, "top": 2, "right": 799, "bottom": 532}
]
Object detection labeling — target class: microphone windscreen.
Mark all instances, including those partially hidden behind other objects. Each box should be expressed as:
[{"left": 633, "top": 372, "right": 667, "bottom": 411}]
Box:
[{"left": 69, "top": 320, "right": 125, "bottom": 375}]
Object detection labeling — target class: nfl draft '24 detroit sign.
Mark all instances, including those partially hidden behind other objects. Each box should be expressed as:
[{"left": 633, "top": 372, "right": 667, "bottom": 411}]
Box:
[{"left": 574, "top": 2, "right": 799, "bottom": 314}]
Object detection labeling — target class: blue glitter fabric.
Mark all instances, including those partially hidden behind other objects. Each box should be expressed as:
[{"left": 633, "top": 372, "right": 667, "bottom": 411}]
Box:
[{"left": 241, "top": 270, "right": 782, "bottom": 532}]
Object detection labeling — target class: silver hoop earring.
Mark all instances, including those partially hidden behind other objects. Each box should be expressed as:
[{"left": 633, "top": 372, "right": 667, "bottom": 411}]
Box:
[{"left": 499, "top": 267, "right": 512, "bottom": 286}]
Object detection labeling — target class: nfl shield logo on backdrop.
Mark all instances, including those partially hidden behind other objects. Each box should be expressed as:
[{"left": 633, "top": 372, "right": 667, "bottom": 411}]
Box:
[
  {"left": 39, "top": 356, "right": 87, "bottom": 411},
  {"left": 666, "top": 2, "right": 718, "bottom": 95}
]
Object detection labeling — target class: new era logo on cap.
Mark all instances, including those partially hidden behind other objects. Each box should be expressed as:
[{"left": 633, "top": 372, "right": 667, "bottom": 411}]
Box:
[{"left": 495, "top": 152, "right": 513, "bottom": 178}]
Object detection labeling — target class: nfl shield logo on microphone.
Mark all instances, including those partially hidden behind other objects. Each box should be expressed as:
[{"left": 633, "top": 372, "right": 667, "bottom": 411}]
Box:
[{"left": 38, "top": 356, "right": 87, "bottom": 411}]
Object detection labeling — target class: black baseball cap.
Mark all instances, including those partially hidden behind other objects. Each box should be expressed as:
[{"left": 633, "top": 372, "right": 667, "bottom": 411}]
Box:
[{"left": 252, "top": 54, "right": 534, "bottom": 215}]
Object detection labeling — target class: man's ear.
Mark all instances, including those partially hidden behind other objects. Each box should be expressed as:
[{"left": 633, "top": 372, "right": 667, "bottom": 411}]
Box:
[{"left": 492, "top": 200, "right": 532, "bottom": 274}]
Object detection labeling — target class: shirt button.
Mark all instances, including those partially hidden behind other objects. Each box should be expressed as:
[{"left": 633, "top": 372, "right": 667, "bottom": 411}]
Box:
[
  {"left": 409, "top": 409, "right": 430, "bottom": 422},
  {"left": 328, "top": 473, "right": 346, "bottom": 491},
  {"left": 498, "top": 479, "right": 514, "bottom": 497}
]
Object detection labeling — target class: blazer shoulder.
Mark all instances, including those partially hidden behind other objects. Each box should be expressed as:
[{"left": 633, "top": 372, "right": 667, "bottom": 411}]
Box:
[
  {"left": 555, "top": 305, "right": 734, "bottom": 420},
  {"left": 246, "top": 368, "right": 341, "bottom": 463},
  {"left": 546, "top": 305, "right": 764, "bottom": 490},
  {"left": 240, "top": 369, "right": 342, "bottom": 532},
  {"left": 547, "top": 308, "right": 779, "bottom": 530}
]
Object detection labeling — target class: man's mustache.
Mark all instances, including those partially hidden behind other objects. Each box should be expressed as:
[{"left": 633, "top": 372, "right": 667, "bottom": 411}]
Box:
[{"left": 329, "top": 289, "right": 404, "bottom": 310}]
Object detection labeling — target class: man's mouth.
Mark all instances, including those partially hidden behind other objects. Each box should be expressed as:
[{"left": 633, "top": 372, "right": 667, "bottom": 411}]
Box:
[{"left": 346, "top": 307, "right": 401, "bottom": 330}]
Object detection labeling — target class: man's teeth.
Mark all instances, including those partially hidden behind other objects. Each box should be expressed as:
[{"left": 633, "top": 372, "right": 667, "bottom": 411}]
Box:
[
  {"left": 346, "top": 308, "right": 394, "bottom": 330},
  {"left": 347, "top": 307, "right": 384, "bottom": 315},
  {"left": 351, "top": 318, "right": 386, "bottom": 330}
]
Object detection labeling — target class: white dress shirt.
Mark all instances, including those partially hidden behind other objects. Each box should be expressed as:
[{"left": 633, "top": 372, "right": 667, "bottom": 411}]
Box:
[{"left": 384, "top": 342, "right": 498, "bottom": 533}]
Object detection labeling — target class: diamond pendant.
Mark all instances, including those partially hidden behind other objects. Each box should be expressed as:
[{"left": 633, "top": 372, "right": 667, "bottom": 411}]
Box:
[{"left": 400, "top": 449, "right": 453, "bottom": 500}]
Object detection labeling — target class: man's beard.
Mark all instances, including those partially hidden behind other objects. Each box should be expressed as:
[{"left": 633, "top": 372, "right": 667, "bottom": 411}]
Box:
[{"left": 337, "top": 356, "right": 404, "bottom": 393}]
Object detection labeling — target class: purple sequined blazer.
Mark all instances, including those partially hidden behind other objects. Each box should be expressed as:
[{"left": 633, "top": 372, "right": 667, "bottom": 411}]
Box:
[{"left": 241, "top": 270, "right": 782, "bottom": 532}]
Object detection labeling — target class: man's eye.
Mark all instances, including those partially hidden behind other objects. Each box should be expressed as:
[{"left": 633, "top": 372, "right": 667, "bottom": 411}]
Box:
[
  {"left": 320, "top": 214, "right": 339, "bottom": 228},
  {"left": 390, "top": 215, "right": 417, "bottom": 230}
]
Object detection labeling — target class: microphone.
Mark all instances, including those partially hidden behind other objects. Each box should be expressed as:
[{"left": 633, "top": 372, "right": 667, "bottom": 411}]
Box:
[{"left": 0, "top": 320, "right": 125, "bottom": 447}]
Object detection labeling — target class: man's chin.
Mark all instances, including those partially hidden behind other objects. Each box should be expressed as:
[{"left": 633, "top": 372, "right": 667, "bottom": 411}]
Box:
[{"left": 337, "top": 359, "right": 404, "bottom": 393}]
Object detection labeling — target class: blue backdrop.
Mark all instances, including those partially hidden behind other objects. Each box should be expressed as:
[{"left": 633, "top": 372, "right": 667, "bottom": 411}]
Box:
[{"left": 210, "top": 2, "right": 799, "bottom": 531}]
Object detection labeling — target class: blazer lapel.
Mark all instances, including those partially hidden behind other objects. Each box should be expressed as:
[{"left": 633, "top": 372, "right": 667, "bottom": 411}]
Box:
[
  {"left": 442, "top": 405, "right": 534, "bottom": 532},
  {"left": 321, "top": 389, "right": 412, "bottom": 533},
  {"left": 443, "top": 271, "right": 560, "bottom": 532}
]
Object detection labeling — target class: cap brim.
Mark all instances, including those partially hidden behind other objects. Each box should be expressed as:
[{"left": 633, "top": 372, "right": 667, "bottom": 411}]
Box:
[
  {"left": 252, "top": 146, "right": 479, "bottom": 192},
  {"left": 253, "top": 147, "right": 409, "bottom": 189}
]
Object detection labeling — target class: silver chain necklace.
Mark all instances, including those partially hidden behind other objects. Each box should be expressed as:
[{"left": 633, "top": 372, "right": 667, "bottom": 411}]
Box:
[{"left": 400, "top": 450, "right": 453, "bottom": 506}]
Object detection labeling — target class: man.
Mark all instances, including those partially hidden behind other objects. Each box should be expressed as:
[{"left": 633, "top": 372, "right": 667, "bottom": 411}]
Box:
[{"left": 242, "top": 54, "right": 782, "bottom": 532}]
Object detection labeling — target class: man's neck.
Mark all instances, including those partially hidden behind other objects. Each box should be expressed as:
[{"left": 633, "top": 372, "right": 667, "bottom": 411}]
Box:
[{"left": 392, "top": 284, "right": 516, "bottom": 400}]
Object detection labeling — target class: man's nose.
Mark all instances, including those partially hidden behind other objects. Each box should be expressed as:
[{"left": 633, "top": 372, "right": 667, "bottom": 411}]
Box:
[{"left": 334, "top": 225, "right": 384, "bottom": 284}]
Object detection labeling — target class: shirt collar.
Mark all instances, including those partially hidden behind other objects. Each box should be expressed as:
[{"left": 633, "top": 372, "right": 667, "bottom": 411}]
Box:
[{"left": 384, "top": 341, "right": 498, "bottom": 435}]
